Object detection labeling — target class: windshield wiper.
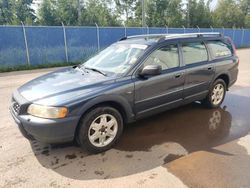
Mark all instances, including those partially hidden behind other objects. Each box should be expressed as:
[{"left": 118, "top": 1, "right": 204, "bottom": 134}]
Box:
[
  {"left": 73, "top": 64, "right": 88, "bottom": 73},
  {"left": 84, "top": 66, "right": 107, "bottom": 76}
]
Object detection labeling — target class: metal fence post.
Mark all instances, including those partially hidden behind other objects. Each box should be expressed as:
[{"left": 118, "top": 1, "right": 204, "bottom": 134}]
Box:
[
  {"left": 21, "top": 22, "right": 30, "bottom": 66},
  {"left": 146, "top": 25, "right": 149, "bottom": 34},
  {"left": 197, "top": 26, "right": 200, "bottom": 33},
  {"left": 182, "top": 26, "right": 186, "bottom": 33},
  {"left": 124, "top": 24, "right": 127, "bottom": 37},
  {"left": 62, "top": 22, "right": 69, "bottom": 63},
  {"left": 95, "top": 23, "right": 100, "bottom": 51},
  {"left": 241, "top": 27, "right": 245, "bottom": 47},
  {"left": 222, "top": 27, "right": 225, "bottom": 35},
  {"left": 165, "top": 25, "right": 168, "bottom": 34},
  {"left": 232, "top": 27, "right": 235, "bottom": 42},
  {"left": 210, "top": 26, "right": 214, "bottom": 32}
]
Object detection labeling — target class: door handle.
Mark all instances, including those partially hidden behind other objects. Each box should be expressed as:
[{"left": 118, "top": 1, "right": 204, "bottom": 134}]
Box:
[
  {"left": 207, "top": 66, "right": 213, "bottom": 70},
  {"left": 175, "top": 73, "right": 183, "bottom": 78}
]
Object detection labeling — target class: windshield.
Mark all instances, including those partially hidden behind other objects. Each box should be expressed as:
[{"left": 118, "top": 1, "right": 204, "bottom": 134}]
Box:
[{"left": 83, "top": 43, "right": 148, "bottom": 75}]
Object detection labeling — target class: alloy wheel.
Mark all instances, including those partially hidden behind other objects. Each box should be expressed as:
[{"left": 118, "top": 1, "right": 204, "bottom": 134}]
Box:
[{"left": 88, "top": 114, "right": 118, "bottom": 147}]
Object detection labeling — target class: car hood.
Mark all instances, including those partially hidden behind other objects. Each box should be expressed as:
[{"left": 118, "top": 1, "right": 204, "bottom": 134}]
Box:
[{"left": 18, "top": 67, "right": 114, "bottom": 105}]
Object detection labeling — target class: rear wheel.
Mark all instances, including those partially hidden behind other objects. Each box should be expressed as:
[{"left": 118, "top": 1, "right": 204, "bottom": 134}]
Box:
[
  {"left": 203, "top": 79, "right": 226, "bottom": 108},
  {"left": 76, "top": 106, "right": 123, "bottom": 153}
]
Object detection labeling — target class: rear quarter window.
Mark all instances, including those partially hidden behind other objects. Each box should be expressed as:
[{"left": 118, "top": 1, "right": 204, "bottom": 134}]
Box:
[{"left": 207, "top": 41, "right": 233, "bottom": 59}]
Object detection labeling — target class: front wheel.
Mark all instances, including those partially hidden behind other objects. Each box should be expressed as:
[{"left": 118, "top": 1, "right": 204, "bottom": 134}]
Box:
[
  {"left": 76, "top": 106, "right": 123, "bottom": 153},
  {"left": 203, "top": 79, "right": 226, "bottom": 108}
]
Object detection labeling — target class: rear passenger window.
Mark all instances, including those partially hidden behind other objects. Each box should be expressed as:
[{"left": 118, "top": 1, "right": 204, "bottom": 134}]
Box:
[
  {"left": 207, "top": 41, "right": 232, "bottom": 58},
  {"left": 182, "top": 42, "right": 208, "bottom": 65}
]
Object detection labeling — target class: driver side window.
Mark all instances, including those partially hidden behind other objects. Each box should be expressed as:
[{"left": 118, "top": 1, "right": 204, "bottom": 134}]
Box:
[{"left": 144, "top": 44, "right": 179, "bottom": 70}]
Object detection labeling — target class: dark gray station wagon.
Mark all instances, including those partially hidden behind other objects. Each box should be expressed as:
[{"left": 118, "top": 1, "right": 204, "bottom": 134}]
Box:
[{"left": 10, "top": 33, "right": 239, "bottom": 153}]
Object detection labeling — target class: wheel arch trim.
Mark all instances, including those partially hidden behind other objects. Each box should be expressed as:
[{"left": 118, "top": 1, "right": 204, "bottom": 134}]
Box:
[
  {"left": 211, "top": 72, "right": 231, "bottom": 89},
  {"left": 77, "top": 95, "right": 135, "bottom": 124}
]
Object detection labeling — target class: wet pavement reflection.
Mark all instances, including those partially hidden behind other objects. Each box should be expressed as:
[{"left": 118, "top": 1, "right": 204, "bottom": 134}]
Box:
[{"left": 30, "top": 87, "right": 250, "bottom": 180}]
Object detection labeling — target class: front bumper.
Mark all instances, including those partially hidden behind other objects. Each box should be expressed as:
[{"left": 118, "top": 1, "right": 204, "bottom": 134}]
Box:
[{"left": 10, "top": 106, "right": 80, "bottom": 144}]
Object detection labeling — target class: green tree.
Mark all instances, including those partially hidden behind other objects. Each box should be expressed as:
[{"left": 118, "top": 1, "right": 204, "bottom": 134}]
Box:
[
  {"left": 114, "top": 0, "right": 146, "bottom": 27},
  {"left": 133, "top": 0, "right": 142, "bottom": 26},
  {"left": 0, "top": 0, "right": 14, "bottom": 25},
  {"left": 212, "top": 0, "right": 245, "bottom": 28},
  {"left": 55, "top": 0, "right": 78, "bottom": 26},
  {"left": 165, "top": 0, "right": 183, "bottom": 27},
  {"left": 186, "top": 0, "right": 212, "bottom": 28},
  {"left": 239, "top": 0, "right": 250, "bottom": 16},
  {"left": 14, "top": 0, "right": 36, "bottom": 24},
  {"left": 146, "top": 0, "right": 183, "bottom": 27},
  {"left": 147, "top": 0, "right": 168, "bottom": 27},
  {"left": 80, "top": 0, "right": 121, "bottom": 26},
  {"left": 115, "top": 0, "right": 137, "bottom": 25},
  {"left": 245, "top": 15, "right": 250, "bottom": 27},
  {"left": 38, "top": 0, "right": 59, "bottom": 26},
  {"left": 239, "top": 0, "right": 250, "bottom": 27}
]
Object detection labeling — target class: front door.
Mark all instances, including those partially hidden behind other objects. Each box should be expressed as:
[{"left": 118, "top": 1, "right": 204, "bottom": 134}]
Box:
[{"left": 134, "top": 43, "right": 185, "bottom": 118}]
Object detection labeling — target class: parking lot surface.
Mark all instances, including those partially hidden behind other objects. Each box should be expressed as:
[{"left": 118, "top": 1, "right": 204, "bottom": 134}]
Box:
[{"left": 1, "top": 49, "right": 250, "bottom": 188}]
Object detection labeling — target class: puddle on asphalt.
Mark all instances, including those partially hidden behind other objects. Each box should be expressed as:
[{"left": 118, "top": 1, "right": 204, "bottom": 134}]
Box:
[
  {"left": 163, "top": 154, "right": 185, "bottom": 163},
  {"left": 29, "top": 87, "right": 250, "bottom": 180},
  {"left": 165, "top": 136, "right": 250, "bottom": 188}
]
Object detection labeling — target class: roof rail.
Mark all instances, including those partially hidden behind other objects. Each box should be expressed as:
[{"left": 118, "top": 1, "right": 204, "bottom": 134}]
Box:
[
  {"left": 119, "top": 32, "right": 222, "bottom": 42},
  {"left": 170, "top": 32, "right": 222, "bottom": 38},
  {"left": 119, "top": 34, "right": 168, "bottom": 41},
  {"left": 158, "top": 32, "right": 222, "bottom": 42}
]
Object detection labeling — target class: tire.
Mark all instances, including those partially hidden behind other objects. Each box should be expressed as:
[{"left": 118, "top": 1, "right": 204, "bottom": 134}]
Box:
[
  {"left": 203, "top": 79, "right": 227, "bottom": 108},
  {"left": 76, "top": 106, "right": 123, "bottom": 153}
]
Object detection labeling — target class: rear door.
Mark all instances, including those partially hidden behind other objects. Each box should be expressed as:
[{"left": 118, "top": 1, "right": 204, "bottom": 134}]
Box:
[{"left": 181, "top": 40, "right": 215, "bottom": 102}]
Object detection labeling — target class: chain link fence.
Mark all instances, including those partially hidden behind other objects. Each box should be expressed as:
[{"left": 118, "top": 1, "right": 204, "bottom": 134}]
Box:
[{"left": 0, "top": 25, "right": 249, "bottom": 68}]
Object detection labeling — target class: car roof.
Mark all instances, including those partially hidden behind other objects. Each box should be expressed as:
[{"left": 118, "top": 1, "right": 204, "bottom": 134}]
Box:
[{"left": 118, "top": 32, "right": 223, "bottom": 46}]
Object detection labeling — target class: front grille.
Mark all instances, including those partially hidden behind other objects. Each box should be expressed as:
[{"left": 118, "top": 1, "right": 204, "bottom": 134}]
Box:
[{"left": 12, "top": 98, "right": 20, "bottom": 114}]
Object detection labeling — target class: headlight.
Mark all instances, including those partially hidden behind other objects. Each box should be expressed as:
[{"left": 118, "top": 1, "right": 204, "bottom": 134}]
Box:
[{"left": 27, "top": 104, "right": 68, "bottom": 119}]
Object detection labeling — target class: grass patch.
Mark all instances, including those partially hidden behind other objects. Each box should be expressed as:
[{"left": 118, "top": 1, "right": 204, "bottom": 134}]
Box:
[
  {"left": 237, "top": 46, "right": 250, "bottom": 49},
  {"left": 0, "top": 62, "right": 80, "bottom": 73}
]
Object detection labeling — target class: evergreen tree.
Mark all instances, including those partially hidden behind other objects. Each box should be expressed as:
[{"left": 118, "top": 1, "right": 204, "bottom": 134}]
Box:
[
  {"left": 212, "top": 0, "right": 245, "bottom": 28},
  {"left": 15, "top": 0, "right": 36, "bottom": 24},
  {"left": 0, "top": 0, "right": 15, "bottom": 25},
  {"left": 38, "top": 0, "right": 59, "bottom": 26}
]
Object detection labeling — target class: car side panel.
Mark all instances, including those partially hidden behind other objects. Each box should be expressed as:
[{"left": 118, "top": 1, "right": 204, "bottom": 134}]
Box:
[
  {"left": 132, "top": 41, "right": 185, "bottom": 119},
  {"left": 72, "top": 76, "right": 136, "bottom": 123},
  {"left": 133, "top": 68, "right": 185, "bottom": 119},
  {"left": 211, "top": 56, "right": 239, "bottom": 88},
  {"left": 180, "top": 39, "right": 215, "bottom": 102},
  {"left": 183, "top": 62, "right": 215, "bottom": 102}
]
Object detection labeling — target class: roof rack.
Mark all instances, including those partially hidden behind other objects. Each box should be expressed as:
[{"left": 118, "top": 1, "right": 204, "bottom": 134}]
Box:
[
  {"left": 119, "top": 34, "right": 168, "bottom": 41},
  {"left": 119, "top": 32, "right": 222, "bottom": 42},
  {"left": 158, "top": 32, "right": 222, "bottom": 42}
]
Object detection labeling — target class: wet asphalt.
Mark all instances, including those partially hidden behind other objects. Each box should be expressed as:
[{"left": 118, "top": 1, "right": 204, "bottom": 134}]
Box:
[
  {"left": 1, "top": 49, "right": 250, "bottom": 187},
  {"left": 29, "top": 87, "right": 250, "bottom": 180}
]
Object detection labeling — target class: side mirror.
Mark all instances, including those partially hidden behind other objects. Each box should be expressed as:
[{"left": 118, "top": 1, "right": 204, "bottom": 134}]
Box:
[{"left": 139, "top": 65, "right": 162, "bottom": 76}]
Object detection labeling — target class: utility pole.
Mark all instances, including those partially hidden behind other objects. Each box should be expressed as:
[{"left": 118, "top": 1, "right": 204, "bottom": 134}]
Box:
[
  {"left": 77, "top": 0, "right": 81, "bottom": 21},
  {"left": 187, "top": 0, "right": 190, "bottom": 28},
  {"left": 142, "top": 0, "right": 146, "bottom": 27}
]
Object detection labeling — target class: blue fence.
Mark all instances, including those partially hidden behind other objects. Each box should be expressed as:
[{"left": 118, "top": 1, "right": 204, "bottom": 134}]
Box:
[{"left": 0, "top": 25, "right": 249, "bottom": 67}]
